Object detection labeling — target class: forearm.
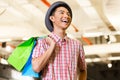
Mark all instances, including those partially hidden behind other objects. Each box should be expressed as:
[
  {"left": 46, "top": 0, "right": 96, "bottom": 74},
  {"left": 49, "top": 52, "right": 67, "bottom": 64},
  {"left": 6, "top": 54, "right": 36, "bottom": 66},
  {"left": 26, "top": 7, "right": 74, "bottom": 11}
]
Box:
[
  {"left": 32, "top": 44, "right": 55, "bottom": 73},
  {"left": 79, "top": 70, "right": 87, "bottom": 80}
]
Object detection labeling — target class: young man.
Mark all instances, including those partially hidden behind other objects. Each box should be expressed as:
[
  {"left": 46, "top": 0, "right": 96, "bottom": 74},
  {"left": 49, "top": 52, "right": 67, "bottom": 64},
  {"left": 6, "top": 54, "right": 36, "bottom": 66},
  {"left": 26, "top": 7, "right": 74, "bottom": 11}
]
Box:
[{"left": 32, "top": 1, "right": 87, "bottom": 80}]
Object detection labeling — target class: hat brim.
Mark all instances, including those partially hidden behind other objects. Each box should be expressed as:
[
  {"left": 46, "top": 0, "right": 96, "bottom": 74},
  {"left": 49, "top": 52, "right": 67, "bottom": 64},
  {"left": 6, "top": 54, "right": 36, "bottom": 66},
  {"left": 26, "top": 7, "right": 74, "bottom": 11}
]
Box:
[{"left": 45, "top": 1, "right": 72, "bottom": 32}]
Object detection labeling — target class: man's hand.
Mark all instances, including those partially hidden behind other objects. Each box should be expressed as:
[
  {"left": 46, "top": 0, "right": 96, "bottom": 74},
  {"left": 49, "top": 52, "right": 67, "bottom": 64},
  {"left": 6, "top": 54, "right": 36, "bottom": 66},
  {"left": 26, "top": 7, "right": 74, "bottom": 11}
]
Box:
[{"left": 46, "top": 36, "right": 56, "bottom": 48}]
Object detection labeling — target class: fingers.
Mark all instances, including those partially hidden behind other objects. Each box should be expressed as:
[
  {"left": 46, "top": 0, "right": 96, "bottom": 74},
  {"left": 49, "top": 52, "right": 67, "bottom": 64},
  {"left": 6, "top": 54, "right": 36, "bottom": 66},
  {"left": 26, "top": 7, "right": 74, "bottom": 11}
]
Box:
[
  {"left": 48, "top": 35, "right": 56, "bottom": 42},
  {"left": 46, "top": 36, "right": 55, "bottom": 46}
]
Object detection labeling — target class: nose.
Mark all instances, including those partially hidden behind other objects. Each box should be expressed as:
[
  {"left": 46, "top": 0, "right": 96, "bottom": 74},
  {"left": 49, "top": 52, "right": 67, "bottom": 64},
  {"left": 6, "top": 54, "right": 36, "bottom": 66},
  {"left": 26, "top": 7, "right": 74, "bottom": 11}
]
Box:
[{"left": 64, "top": 13, "right": 68, "bottom": 17}]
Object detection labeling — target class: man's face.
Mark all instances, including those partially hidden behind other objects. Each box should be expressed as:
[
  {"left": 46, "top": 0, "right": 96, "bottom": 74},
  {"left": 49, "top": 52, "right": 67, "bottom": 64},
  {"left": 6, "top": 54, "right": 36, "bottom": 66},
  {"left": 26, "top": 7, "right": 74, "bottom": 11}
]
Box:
[{"left": 50, "top": 7, "right": 72, "bottom": 30}]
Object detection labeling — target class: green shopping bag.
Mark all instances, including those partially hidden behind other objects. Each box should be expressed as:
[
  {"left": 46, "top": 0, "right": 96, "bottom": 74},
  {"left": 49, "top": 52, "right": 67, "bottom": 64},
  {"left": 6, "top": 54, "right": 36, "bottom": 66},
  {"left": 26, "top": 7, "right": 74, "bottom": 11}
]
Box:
[{"left": 7, "top": 37, "right": 36, "bottom": 71}]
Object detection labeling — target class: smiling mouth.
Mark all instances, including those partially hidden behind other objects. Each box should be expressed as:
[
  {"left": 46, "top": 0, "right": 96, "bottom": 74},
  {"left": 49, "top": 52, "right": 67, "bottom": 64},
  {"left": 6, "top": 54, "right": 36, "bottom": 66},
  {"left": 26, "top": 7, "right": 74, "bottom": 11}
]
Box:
[{"left": 61, "top": 20, "right": 69, "bottom": 23}]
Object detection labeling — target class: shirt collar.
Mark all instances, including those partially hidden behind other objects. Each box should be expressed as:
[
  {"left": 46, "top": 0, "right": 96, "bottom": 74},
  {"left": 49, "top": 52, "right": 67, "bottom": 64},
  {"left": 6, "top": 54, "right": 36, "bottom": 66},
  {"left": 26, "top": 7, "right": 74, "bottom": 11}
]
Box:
[{"left": 49, "top": 32, "right": 68, "bottom": 43}]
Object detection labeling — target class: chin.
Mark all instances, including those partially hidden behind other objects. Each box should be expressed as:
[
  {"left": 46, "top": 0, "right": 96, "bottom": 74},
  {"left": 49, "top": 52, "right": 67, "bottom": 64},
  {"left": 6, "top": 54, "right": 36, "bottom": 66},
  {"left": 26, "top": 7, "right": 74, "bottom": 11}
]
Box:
[{"left": 63, "top": 27, "right": 69, "bottom": 30}]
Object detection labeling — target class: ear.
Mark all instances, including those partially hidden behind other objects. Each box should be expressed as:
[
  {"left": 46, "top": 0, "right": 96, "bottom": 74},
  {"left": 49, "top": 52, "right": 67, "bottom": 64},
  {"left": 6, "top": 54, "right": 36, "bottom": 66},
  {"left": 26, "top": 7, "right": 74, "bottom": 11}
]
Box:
[{"left": 49, "top": 16, "right": 54, "bottom": 22}]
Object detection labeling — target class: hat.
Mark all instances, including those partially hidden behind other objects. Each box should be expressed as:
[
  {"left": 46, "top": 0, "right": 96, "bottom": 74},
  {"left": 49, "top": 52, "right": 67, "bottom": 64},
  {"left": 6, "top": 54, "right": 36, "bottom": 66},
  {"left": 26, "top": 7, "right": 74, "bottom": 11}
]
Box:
[{"left": 45, "top": 1, "right": 72, "bottom": 32}]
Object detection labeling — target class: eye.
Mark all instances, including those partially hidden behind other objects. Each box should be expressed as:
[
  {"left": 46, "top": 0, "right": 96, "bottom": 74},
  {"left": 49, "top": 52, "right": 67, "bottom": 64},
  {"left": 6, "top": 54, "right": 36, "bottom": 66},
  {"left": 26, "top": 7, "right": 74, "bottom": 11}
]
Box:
[
  {"left": 59, "top": 10, "right": 64, "bottom": 14},
  {"left": 67, "top": 12, "right": 71, "bottom": 17}
]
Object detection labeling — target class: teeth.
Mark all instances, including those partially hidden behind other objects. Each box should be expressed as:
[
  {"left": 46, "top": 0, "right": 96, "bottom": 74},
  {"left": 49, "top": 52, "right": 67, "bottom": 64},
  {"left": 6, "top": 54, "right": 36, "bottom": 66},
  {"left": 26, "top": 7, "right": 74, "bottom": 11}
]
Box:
[
  {"left": 62, "top": 20, "right": 68, "bottom": 23},
  {"left": 64, "top": 21, "right": 67, "bottom": 22}
]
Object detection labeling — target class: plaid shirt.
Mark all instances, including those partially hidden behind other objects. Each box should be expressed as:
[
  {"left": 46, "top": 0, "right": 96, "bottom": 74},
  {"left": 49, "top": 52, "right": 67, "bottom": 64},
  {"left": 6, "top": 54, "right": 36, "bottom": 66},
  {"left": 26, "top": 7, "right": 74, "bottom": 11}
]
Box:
[{"left": 32, "top": 32, "right": 86, "bottom": 80}]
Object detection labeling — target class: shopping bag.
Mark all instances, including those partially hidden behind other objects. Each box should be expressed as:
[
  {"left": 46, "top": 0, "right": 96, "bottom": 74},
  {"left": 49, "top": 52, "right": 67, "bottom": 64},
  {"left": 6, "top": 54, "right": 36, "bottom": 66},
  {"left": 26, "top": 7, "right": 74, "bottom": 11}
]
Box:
[
  {"left": 22, "top": 35, "right": 47, "bottom": 77},
  {"left": 7, "top": 37, "right": 36, "bottom": 71},
  {"left": 22, "top": 39, "right": 40, "bottom": 78}
]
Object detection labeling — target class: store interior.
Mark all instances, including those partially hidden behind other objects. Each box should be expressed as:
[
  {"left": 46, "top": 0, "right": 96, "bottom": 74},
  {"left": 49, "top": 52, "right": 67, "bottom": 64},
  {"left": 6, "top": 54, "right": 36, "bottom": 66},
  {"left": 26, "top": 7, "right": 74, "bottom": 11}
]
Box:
[{"left": 0, "top": 0, "right": 120, "bottom": 80}]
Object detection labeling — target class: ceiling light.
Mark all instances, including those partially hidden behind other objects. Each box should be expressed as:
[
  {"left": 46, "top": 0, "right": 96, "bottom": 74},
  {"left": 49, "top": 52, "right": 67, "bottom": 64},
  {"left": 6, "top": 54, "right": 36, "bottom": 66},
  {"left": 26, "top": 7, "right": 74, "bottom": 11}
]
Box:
[
  {"left": 0, "top": 58, "right": 8, "bottom": 65},
  {"left": 107, "top": 63, "right": 112, "bottom": 68},
  {"left": 108, "top": 57, "right": 120, "bottom": 61},
  {"left": 22, "top": 37, "right": 30, "bottom": 40},
  {"left": 6, "top": 45, "right": 13, "bottom": 52},
  {"left": 0, "top": 39, "right": 12, "bottom": 42},
  {"left": 86, "top": 56, "right": 120, "bottom": 63},
  {"left": 83, "top": 32, "right": 103, "bottom": 37},
  {"left": 84, "top": 43, "right": 120, "bottom": 55},
  {"left": 85, "top": 58, "right": 92, "bottom": 63}
]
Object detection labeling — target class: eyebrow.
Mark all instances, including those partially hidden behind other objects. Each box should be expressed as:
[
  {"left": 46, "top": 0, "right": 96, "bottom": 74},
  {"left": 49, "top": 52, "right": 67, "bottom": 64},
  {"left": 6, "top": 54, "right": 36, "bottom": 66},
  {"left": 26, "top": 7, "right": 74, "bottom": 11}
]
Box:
[{"left": 57, "top": 10, "right": 70, "bottom": 14}]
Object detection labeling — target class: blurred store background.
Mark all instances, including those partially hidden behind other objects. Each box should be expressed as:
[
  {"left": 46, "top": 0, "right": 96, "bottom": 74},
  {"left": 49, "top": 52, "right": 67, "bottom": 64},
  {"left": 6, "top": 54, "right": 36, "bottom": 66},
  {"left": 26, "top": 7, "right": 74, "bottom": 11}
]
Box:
[{"left": 0, "top": 0, "right": 120, "bottom": 80}]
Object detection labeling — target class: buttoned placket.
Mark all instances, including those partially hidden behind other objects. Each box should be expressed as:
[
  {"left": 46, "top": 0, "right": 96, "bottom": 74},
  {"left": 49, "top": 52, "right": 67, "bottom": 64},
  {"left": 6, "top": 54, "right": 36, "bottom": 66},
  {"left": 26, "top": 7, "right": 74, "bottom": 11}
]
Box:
[
  {"left": 49, "top": 35, "right": 73, "bottom": 80},
  {"left": 51, "top": 38, "right": 67, "bottom": 80}
]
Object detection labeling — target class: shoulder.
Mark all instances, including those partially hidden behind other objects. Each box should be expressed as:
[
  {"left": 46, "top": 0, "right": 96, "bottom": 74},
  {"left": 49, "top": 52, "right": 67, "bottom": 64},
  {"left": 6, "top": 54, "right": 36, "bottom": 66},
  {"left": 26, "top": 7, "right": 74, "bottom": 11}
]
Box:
[{"left": 37, "top": 36, "right": 48, "bottom": 44}]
